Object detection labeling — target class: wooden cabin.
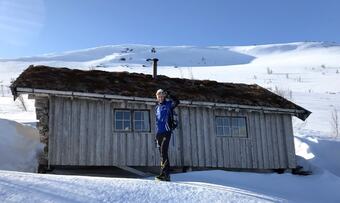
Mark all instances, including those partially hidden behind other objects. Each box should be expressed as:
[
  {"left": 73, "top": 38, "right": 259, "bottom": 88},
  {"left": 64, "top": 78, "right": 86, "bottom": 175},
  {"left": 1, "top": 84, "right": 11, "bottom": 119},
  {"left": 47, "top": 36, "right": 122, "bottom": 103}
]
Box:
[{"left": 11, "top": 65, "right": 311, "bottom": 172}]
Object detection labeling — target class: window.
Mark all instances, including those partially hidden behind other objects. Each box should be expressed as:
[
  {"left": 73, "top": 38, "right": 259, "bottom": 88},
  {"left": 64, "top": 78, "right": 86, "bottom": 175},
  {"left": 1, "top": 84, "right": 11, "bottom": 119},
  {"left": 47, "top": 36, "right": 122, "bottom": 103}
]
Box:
[
  {"left": 215, "top": 116, "right": 247, "bottom": 137},
  {"left": 115, "top": 110, "right": 131, "bottom": 131},
  {"left": 114, "top": 109, "right": 150, "bottom": 132},
  {"left": 134, "top": 110, "right": 150, "bottom": 132}
]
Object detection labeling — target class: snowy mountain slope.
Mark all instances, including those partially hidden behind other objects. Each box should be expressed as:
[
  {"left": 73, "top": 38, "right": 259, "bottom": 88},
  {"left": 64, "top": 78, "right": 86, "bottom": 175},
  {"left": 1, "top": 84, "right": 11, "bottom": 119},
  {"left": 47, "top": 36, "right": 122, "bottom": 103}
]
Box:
[
  {"left": 229, "top": 41, "right": 340, "bottom": 56},
  {"left": 2, "top": 41, "right": 337, "bottom": 65},
  {"left": 0, "top": 44, "right": 255, "bottom": 66}
]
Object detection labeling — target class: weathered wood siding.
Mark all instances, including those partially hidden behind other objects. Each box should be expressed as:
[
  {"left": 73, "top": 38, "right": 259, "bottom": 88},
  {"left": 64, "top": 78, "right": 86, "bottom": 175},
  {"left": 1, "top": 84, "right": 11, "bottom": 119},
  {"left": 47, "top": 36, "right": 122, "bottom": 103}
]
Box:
[{"left": 48, "top": 96, "right": 296, "bottom": 169}]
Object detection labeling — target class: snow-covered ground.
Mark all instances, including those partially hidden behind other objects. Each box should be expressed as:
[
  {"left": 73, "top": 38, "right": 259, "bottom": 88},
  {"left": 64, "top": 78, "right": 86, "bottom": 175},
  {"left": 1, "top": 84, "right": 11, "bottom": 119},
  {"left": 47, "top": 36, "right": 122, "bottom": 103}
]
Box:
[
  {"left": 1, "top": 167, "right": 339, "bottom": 203},
  {"left": 1, "top": 41, "right": 340, "bottom": 202},
  {"left": 0, "top": 170, "right": 280, "bottom": 203},
  {"left": 1, "top": 135, "right": 340, "bottom": 202}
]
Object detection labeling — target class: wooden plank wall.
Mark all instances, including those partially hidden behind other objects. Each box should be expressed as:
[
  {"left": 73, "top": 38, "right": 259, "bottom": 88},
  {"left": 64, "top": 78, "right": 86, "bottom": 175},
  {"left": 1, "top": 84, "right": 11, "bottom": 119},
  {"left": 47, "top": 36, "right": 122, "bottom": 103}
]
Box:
[{"left": 48, "top": 96, "right": 296, "bottom": 169}]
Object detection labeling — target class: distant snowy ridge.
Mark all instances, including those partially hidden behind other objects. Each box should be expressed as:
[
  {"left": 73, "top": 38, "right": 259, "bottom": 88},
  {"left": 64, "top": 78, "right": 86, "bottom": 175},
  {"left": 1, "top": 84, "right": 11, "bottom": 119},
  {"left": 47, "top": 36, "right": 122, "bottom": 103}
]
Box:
[
  {"left": 1, "top": 41, "right": 338, "bottom": 67},
  {"left": 229, "top": 41, "right": 340, "bottom": 56},
  {"left": 0, "top": 44, "right": 255, "bottom": 67}
]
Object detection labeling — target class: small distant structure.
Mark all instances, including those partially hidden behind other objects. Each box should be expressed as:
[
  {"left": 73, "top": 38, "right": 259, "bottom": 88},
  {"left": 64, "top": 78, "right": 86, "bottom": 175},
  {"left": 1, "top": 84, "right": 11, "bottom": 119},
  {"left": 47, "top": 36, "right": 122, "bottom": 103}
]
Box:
[{"left": 11, "top": 65, "right": 311, "bottom": 173}]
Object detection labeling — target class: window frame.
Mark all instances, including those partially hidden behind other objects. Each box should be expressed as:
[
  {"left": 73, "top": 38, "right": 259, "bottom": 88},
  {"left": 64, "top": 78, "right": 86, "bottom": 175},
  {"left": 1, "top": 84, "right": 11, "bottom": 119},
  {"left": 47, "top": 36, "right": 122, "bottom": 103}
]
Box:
[
  {"left": 114, "top": 109, "right": 132, "bottom": 132},
  {"left": 133, "top": 110, "right": 151, "bottom": 132},
  {"left": 215, "top": 116, "right": 248, "bottom": 138},
  {"left": 113, "top": 108, "right": 151, "bottom": 132}
]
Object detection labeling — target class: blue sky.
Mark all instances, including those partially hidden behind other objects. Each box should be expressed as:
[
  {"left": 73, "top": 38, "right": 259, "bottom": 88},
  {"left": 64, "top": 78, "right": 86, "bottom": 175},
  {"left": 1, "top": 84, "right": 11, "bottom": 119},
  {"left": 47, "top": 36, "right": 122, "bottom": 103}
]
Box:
[{"left": 0, "top": 0, "right": 339, "bottom": 58}]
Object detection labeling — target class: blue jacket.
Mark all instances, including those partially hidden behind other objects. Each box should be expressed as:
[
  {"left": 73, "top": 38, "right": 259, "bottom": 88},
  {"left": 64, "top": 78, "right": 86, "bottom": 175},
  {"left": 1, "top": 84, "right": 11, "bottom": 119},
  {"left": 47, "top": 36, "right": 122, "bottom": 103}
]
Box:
[{"left": 155, "top": 97, "right": 179, "bottom": 135}]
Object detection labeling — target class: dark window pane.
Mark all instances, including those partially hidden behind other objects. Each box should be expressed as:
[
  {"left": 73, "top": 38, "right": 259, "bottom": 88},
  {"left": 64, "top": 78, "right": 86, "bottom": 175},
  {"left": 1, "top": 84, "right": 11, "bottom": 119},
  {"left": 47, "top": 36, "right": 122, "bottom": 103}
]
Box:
[
  {"left": 135, "top": 121, "right": 142, "bottom": 130},
  {"left": 232, "top": 118, "right": 239, "bottom": 126},
  {"left": 124, "top": 111, "right": 131, "bottom": 120},
  {"left": 134, "top": 111, "right": 142, "bottom": 120},
  {"left": 115, "top": 120, "right": 123, "bottom": 130},
  {"left": 223, "top": 117, "right": 230, "bottom": 126},
  {"left": 115, "top": 111, "right": 123, "bottom": 120}
]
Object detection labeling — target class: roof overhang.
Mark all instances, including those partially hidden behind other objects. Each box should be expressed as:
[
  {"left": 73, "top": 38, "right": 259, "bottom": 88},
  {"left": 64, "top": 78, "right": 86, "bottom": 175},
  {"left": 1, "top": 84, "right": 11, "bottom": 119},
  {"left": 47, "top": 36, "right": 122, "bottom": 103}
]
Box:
[{"left": 14, "top": 87, "right": 311, "bottom": 121}]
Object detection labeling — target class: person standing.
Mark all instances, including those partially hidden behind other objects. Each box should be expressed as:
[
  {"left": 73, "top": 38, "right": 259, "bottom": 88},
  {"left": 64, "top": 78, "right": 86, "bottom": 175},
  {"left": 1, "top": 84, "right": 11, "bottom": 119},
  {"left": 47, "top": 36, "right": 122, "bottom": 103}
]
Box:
[{"left": 155, "top": 89, "right": 179, "bottom": 181}]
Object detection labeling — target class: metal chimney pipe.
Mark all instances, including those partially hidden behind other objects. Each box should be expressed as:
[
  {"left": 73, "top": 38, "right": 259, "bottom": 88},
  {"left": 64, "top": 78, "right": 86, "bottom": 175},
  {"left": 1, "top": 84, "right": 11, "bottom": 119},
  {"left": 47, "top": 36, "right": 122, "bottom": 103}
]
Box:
[
  {"left": 152, "top": 58, "right": 158, "bottom": 79},
  {"left": 147, "top": 58, "right": 159, "bottom": 79}
]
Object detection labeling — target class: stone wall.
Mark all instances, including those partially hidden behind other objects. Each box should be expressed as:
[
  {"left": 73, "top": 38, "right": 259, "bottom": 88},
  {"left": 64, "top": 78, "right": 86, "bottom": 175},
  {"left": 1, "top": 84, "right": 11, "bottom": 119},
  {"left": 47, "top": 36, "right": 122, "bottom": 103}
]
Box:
[{"left": 35, "top": 96, "right": 49, "bottom": 171}]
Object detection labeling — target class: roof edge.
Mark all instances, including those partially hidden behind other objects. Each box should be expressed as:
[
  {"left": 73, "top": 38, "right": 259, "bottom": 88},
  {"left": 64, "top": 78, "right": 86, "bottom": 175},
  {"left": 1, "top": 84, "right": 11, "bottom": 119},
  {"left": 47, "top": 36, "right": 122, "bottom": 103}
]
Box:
[{"left": 13, "top": 87, "right": 311, "bottom": 120}]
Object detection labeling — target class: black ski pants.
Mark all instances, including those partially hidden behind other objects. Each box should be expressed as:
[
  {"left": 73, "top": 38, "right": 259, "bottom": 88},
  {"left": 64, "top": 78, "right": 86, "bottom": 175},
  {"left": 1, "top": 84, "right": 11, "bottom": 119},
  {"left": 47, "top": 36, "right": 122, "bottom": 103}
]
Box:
[{"left": 156, "top": 131, "right": 172, "bottom": 176}]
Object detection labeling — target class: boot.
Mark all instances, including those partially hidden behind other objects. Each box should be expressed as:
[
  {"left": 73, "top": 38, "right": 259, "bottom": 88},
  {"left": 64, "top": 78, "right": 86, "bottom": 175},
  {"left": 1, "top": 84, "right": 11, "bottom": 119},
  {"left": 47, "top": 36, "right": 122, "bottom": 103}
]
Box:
[{"left": 155, "top": 173, "right": 171, "bottom": 181}]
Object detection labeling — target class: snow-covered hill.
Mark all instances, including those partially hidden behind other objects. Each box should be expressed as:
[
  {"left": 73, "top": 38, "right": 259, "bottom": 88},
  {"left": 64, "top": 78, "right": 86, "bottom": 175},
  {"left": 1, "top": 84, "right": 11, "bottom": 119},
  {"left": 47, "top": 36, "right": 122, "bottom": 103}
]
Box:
[{"left": 1, "top": 44, "right": 255, "bottom": 66}]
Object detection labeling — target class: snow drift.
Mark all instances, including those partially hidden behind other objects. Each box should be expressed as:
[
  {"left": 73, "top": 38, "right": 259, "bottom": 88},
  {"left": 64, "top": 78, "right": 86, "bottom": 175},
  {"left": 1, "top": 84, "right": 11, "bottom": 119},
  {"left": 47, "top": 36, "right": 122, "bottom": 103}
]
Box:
[
  {"left": 0, "top": 118, "right": 43, "bottom": 172},
  {"left": 295, "top": 135, "right": 340, "bottom": 177}
]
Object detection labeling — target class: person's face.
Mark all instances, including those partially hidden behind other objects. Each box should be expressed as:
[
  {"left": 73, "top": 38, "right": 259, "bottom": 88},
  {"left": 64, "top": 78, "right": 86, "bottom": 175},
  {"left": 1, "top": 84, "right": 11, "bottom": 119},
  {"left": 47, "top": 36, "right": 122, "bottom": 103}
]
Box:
[{"left": 156, "top": 94, "right": 165, "bottom": 103}]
